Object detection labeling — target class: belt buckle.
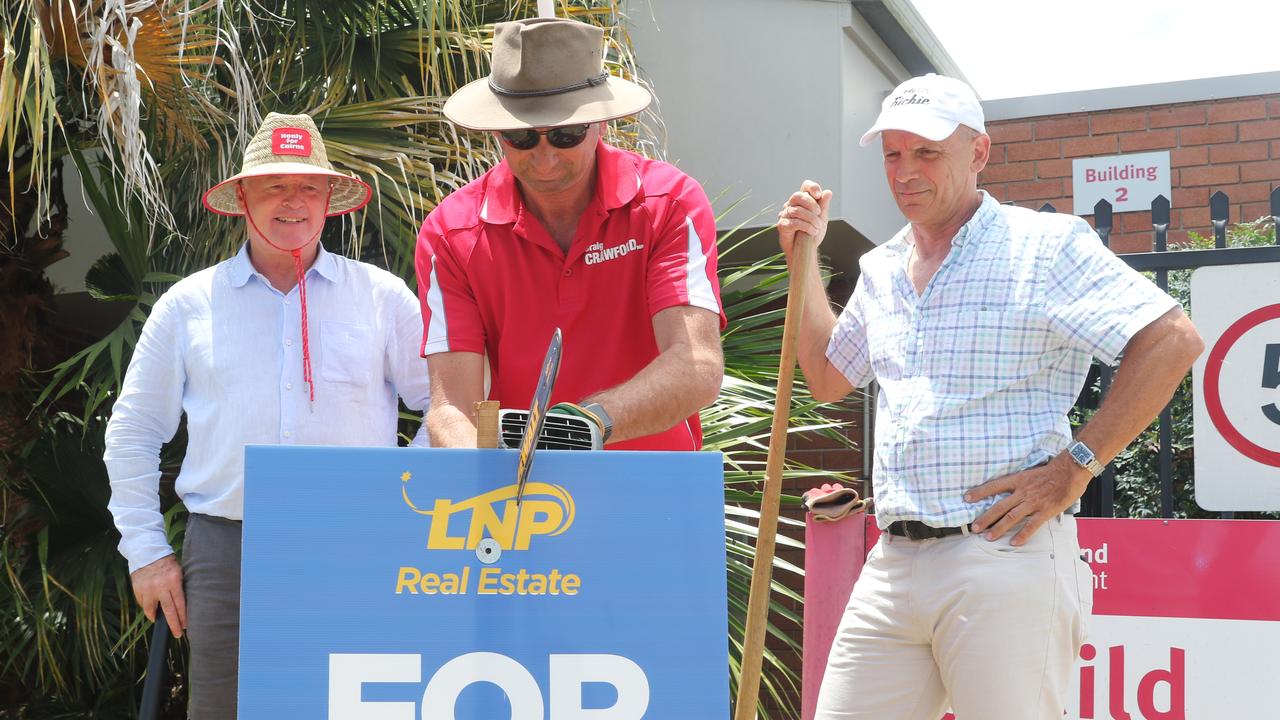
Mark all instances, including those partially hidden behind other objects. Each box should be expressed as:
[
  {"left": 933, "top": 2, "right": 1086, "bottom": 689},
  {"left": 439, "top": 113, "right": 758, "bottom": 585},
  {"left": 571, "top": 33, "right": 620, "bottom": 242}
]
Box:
[{"left": 902, "top": 521, "right": 930, "bottom": 541}]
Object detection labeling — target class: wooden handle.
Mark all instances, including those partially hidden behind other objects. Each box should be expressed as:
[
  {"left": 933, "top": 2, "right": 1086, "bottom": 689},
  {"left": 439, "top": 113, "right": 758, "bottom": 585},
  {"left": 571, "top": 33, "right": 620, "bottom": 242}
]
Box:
[
  {"left": 475, "top": 400, "right": 500, "bottom": 449},
  {"left": 733, "top": 232, "right": 816, "bottom": 719}
]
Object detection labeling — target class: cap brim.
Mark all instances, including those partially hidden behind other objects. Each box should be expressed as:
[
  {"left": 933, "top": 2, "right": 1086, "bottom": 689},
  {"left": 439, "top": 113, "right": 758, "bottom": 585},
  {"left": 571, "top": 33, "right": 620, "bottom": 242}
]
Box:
[
  {"left": 202, "top": 163, "right": 373, "bottom": 217},
  {"left": 443, "top": 75, "right": 652, "bottom": 130},
  {"left": 859, "top": 113, "right": 960, "bottom": 147}
]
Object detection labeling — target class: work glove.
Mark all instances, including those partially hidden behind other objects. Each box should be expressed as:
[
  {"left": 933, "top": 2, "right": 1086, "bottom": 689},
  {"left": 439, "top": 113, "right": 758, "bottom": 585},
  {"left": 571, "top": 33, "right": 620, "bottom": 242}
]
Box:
[
  {"left": 548, "top": 402, "right": 607, "bottom": 450},
  {"left": 801, "top": 483, "right": 870, "bottom": 523}
]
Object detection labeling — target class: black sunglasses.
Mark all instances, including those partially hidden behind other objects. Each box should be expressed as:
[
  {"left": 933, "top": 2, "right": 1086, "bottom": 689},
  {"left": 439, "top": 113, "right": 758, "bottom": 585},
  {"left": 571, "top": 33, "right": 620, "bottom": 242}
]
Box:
[{"left": 499, "top": 124, "right": 592, "bottom": 150}]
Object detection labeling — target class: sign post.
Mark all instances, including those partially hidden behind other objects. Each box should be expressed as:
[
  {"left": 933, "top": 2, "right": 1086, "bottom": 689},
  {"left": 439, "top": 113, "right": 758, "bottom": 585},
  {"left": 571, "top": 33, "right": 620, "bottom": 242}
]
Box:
[{"left": 239, "top": 446, "right": 729, "bottom": 718}]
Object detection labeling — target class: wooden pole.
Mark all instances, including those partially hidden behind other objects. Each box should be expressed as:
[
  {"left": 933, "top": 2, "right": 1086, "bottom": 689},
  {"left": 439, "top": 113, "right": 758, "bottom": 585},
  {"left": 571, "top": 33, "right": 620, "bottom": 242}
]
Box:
[
  {"left": 475, "top": 400, "right": 501, "bottom": 449},
  {"left": 733, "top": 232, "right": 816, "bottom": 719}
]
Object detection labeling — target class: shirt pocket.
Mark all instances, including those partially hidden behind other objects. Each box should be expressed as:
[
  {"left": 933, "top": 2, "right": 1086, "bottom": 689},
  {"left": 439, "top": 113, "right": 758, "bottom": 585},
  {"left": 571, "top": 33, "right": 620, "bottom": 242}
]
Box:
[
  {"left": 928, "top": 304, "right": 1051, "bottom": 397},
  {"left": 320, "top": 321, "right": 378, "bottom": 386}
]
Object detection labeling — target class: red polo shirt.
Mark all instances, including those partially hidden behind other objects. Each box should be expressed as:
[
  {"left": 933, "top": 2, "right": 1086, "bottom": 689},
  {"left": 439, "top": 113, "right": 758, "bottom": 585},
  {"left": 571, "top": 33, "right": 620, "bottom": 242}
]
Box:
[{"left": 415, "top": 141, "right": 724, "bottom": 450}]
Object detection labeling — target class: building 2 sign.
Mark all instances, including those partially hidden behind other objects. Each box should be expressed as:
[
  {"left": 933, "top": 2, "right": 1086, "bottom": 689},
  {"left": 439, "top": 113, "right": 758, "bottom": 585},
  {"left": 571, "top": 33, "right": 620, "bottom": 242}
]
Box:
[
  {"left": 1191, "top": 264, "right": 1280, "bottom": 511},
  {"left": 1072, "top": 151, "right": 1171, "bottom": 215},
  {"left": 239, "top": 446, "right": 730, "bottom": 718}
]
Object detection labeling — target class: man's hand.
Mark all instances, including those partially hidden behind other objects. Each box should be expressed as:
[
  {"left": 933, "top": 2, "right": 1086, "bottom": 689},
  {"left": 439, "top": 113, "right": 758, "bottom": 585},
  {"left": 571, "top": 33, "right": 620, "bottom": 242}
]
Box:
[
  {"left": 130, "top": 555, "right": 187, "bottom": 638},
  {"left": 965, "top": 455, "right": 1091, "bottom": 546},
  {"left": 777, "top": 180, "right": 832, "bottom": 257}
]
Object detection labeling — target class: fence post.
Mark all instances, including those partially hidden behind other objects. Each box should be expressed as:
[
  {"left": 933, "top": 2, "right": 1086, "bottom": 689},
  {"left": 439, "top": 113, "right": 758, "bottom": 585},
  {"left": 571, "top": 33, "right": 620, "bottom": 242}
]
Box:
[
  {"left": 1271, "top": 187, "right": 1280, "bottom": 239},
  {"left": 1150, "top": 195, "right": 1175, "bottom": 518},
  {"left": 1211, "top": 190, "right": 1230, "bottom": 249},
  {"left": 1092, "top": 199, "right": 1117, "bottom": 518}
]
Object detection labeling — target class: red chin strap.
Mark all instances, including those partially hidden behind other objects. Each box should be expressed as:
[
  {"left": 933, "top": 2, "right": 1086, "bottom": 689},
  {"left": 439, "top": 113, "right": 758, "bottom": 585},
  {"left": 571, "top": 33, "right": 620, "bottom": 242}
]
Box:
[{"left": 242, "top": 185, "right": 334, "bottom": 404}]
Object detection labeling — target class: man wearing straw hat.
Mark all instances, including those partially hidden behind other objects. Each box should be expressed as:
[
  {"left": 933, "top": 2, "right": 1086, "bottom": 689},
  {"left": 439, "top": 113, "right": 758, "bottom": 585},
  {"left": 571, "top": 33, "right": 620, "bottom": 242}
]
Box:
[
  {"left": 104, "top": 112, "right": 432, "bottom": 718},
  {"left": 778, "top": 74, "right": 1202, "bottom": 718},
  {"left": 416, "top": 16, "right": 725, "bottom": 450}
]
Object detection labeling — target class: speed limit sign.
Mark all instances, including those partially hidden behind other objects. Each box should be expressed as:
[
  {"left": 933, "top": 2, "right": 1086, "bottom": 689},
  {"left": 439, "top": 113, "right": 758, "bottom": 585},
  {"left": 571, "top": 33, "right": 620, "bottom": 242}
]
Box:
[{"left": 1192, "top": 263, "right": 1280, "bottom": 511}]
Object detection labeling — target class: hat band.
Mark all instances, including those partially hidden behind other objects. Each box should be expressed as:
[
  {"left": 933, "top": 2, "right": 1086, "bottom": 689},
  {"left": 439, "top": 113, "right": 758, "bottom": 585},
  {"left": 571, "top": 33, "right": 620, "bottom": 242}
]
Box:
[{"left": 488, "top": 72, "right": 609, "bottom": 98}]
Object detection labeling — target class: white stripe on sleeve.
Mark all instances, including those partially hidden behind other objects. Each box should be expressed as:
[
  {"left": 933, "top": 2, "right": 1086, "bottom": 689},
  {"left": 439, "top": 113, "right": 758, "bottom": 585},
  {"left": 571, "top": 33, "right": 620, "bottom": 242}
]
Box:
[
  {"left": 683, "top": 216, "right": 720, "bottom": 313},
  {"left": 424, "top": 256, "right": 450, "bottom": 352}
]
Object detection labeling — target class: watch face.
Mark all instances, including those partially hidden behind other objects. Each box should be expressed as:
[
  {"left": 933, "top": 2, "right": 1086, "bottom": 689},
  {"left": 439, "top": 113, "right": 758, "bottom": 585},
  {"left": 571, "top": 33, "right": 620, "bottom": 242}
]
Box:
[{"left": 1069, "top": 442, "right": 1093, "bottom": 464}]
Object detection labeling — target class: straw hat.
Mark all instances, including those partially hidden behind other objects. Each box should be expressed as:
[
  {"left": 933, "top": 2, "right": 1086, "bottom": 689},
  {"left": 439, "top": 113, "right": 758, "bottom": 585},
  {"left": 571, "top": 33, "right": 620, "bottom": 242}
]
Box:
[
  {"left": 443, "top": 17, "right": 651, "bottom": 131},
  {"left": 202, "top": 112, "right": 372, "bottom": 216}
]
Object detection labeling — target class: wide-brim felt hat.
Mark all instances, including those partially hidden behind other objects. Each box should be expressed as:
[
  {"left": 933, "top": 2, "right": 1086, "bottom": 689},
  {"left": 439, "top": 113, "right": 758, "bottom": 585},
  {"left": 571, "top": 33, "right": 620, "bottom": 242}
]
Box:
[
  {"left": 202, "top": 112, "right": 373, "bottom": 216},
  {"left": 443, "top": 17, "right": 652, "bottom": 131}
]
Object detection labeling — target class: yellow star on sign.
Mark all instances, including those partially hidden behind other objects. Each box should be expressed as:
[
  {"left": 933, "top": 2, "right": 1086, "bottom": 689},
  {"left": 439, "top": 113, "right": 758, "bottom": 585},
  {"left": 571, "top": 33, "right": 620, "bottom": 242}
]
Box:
[{"left": 401, "top": 471, "right": 411, "bottom": 483}]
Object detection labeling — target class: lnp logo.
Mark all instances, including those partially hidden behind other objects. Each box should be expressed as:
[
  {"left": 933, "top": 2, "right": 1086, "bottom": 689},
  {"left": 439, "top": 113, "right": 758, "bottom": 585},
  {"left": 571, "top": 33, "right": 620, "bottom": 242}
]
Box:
[{"left": 401, "top": 472, "right": 575, "bottom": 552}]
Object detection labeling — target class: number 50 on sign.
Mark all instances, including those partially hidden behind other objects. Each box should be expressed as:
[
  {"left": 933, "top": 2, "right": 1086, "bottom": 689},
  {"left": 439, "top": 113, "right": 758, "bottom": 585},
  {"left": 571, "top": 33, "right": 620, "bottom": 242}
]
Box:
[{"left": 1192, "top": 264, "right": 1280, "bottom": 511}]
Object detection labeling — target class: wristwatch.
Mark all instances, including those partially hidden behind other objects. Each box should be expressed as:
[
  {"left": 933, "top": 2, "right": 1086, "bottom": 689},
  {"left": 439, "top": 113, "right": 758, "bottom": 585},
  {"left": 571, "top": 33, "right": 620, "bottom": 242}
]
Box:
[
  {"left": 583, "top": 402, "right": 613, "bottom": 442},
  {"left": 1066, "top": 440, "right": 1105, "bottom": 478}
]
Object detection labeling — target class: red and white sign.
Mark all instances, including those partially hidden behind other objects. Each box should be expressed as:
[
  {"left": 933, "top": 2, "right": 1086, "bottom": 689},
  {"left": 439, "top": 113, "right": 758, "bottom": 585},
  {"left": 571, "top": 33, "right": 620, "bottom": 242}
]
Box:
[
  {"left": 1192, "top": 264, "right": 1280, "bottom": 511},
  {"left": 1072, "top": 151, "right": 1171, "bottom": 215},
  {"left": 1070, "top": 519, "right": 1280, "bottom": 719},
  {"left": 803, "top": 517, "right": 1280, "bottom": 720}
]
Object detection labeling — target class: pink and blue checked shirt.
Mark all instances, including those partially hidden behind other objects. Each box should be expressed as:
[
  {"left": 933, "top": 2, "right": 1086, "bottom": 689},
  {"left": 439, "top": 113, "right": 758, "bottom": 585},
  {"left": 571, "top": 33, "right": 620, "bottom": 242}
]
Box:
[{"left": 827, "top": 192, "right": 1177, "bottom": 528}]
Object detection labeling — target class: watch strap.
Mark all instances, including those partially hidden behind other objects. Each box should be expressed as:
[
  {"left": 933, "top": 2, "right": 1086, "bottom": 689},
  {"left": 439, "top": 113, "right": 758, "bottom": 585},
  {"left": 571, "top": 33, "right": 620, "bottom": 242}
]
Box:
[{"left": 582, "top": 402, "right": 613, "bottom": 441}]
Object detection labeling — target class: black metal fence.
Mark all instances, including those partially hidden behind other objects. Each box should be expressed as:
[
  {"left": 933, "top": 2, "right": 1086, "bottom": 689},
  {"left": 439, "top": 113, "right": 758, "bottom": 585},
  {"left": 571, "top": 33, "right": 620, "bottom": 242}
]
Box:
[{"left": 1040, "top": 187, "right": 1280, "bottom": 520}]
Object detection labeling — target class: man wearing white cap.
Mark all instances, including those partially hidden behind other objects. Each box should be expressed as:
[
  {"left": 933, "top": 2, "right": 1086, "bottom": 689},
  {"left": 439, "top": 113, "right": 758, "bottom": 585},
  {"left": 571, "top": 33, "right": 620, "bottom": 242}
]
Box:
[
  {"left": 416, "top": 17, "right": 725, "bottom": 450},
  {"left": 778, "top": 74, "right": 1203, "bottom": 718},
  {"left": 104, "top": 113, "right": 432, "bottom": 718}
]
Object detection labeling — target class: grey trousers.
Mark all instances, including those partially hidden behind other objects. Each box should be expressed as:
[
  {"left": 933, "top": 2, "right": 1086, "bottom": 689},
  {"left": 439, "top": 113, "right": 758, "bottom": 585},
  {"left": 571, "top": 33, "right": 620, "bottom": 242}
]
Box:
[{"left": 181, "top": 513, "right": 242, "bottom": 720}]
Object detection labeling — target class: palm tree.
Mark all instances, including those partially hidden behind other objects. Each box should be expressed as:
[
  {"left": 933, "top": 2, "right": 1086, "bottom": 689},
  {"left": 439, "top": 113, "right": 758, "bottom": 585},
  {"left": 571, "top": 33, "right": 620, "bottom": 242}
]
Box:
[{"left": 1, "top": 1, "right": 855, "bottom": 716}]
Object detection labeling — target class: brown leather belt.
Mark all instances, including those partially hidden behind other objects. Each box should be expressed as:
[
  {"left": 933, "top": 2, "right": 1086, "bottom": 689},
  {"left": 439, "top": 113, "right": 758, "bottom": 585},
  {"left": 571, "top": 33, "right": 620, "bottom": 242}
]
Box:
[{"left": 886, "top": 520, "right": 968, "bottom": 540}]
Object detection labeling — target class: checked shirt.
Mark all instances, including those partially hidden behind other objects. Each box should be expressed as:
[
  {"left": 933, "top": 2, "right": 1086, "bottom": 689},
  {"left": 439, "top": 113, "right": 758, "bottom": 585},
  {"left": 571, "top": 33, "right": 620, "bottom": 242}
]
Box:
[{"left": 827, "top": 192, "right": 1177, "bottom": 528}]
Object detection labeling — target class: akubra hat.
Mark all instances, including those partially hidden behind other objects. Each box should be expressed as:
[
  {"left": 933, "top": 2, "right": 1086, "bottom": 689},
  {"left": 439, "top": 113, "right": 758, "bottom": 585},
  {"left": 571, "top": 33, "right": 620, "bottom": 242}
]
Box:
[
  {"left": 202, "top": 112, "right": 373, "bottom": 216},
  {"left": 443, "top": 17, "right": 652, "bottom": 131}
]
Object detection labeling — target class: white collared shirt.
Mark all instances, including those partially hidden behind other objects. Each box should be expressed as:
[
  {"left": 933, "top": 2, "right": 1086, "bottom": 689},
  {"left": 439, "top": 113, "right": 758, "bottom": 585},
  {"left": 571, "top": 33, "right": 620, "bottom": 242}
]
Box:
[
  {"left": 104, "top": 243, "right": 431, "bottom": 572},
  {"left": 827, "top": 192, "right": 1178, "bottom": 528}
]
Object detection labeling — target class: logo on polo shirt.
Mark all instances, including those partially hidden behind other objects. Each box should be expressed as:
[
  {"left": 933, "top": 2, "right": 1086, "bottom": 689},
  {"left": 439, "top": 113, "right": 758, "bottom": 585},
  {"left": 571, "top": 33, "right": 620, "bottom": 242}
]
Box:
[
  {"left": 584, "top": 239, "right": 644, "bottom": 266},
  {"left": 271, "top": 127, "right": 312, "bottom": 156}
]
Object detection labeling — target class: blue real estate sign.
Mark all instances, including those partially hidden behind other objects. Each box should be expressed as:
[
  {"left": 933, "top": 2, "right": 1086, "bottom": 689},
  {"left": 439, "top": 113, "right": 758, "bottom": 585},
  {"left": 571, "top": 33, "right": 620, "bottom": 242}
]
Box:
[{"left": 239, "top": 446, "right": 729, "bottom": 718}]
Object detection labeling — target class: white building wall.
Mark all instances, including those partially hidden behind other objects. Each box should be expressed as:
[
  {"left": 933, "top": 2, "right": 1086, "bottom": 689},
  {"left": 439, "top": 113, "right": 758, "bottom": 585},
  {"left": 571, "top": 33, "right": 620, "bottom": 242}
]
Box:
[{"left": 627, "top": 0, "right": 912, "bottom": 259}]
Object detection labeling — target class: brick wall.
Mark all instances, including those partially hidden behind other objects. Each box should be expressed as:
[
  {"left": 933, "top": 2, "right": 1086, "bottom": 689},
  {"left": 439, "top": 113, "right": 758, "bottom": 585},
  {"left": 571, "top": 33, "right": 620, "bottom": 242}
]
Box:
[{"left": 981, "top": 94, "right": 1280, "bottom": 253}]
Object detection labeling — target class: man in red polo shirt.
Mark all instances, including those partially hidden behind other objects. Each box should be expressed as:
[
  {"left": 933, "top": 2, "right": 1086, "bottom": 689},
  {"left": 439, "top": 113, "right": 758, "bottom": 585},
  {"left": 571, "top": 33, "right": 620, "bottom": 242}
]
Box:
[{"left": 415, "top": 16, "right": 724, "bottom": 450}]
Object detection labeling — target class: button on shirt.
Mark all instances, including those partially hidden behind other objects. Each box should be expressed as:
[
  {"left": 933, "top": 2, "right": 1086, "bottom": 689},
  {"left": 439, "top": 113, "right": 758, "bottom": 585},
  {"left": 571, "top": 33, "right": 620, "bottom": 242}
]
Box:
[
  {"left": 415, "top": 141, "right": 725, "bottom": 450},
  {"left": 104, "top": 243, "right": 431, "bottom": 572},
  {"left": 826, "top": 192, "right": 1177, "bottom": 528}
]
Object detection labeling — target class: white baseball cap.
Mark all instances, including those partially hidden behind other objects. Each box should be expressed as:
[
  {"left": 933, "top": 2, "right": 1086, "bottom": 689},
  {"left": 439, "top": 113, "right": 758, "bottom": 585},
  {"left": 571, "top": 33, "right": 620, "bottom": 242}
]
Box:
[{"left": 859, "top": 73, "right": 985, "bottom": 147}]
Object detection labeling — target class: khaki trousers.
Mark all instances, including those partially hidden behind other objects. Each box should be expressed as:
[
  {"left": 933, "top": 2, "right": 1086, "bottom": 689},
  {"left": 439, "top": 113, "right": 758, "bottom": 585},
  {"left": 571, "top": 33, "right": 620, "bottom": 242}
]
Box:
[{"left": 814, "top": 515, "right": 1092, "bottom": 720}]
